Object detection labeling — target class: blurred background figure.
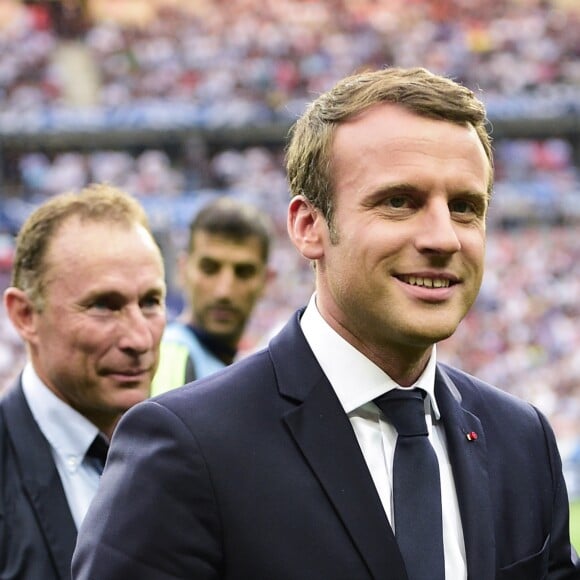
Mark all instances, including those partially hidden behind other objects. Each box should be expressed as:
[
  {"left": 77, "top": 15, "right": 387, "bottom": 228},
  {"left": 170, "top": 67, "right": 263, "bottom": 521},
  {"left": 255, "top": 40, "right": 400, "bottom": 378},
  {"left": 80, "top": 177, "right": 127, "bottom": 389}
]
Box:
[
  {"left": 151, "top": 196, "right": 273, "bottom": 394},
  {"left": 0, "top": 184, "right": 166, "bottom": 579}
]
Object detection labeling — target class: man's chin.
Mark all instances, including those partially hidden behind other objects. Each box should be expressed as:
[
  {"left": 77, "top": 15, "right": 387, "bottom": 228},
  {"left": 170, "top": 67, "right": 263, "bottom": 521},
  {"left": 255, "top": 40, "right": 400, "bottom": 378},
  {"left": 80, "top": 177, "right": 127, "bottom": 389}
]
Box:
[
  {"left": 102, "top": 375, "right": 150, "bottom": 398},
  {"left": 206, "top": 323, "right": 240, "bottom": 341}
]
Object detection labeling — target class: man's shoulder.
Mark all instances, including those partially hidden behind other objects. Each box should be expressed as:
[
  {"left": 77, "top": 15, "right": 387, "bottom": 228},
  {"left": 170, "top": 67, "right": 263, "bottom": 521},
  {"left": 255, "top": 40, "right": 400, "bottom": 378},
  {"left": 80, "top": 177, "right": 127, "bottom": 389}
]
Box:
[
  {"left": 438, "top": 362, "right": 545, "bottom": 425},
  {"left": 438, "top": 362, "right": 498, "bottom": 392},
  {"left": 0, "top": 381, "right": 57, "bottom": 463},
  {"left": 0, "top": 381, "right": 25, "bottom": 423}
]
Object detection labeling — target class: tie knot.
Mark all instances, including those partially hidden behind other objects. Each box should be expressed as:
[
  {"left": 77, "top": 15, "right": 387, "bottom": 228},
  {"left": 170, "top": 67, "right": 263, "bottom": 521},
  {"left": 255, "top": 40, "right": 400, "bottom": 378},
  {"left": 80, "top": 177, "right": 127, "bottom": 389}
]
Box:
[
  {"left": 374, "top": 388, "right": 428, "bottom": 437},
  {"left": 86, "top": 434, "right": 109, "bottom": 468}
]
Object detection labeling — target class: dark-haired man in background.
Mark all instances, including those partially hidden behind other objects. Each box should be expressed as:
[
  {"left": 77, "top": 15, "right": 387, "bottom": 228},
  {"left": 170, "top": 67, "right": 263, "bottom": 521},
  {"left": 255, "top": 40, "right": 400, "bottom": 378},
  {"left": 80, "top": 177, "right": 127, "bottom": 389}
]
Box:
[{"left": 151, "top": 196, "right": 272, "bottom": 395}]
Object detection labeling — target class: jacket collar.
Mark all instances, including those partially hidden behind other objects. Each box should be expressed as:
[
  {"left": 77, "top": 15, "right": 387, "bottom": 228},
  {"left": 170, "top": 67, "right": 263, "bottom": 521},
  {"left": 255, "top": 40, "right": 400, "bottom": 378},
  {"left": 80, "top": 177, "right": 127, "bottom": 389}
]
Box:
[
  {"left": 269, "top": 311, "right": 406, "bottom": 579},
  {"left": 435, "top": 366, "right": 496, "bottom": 578}
]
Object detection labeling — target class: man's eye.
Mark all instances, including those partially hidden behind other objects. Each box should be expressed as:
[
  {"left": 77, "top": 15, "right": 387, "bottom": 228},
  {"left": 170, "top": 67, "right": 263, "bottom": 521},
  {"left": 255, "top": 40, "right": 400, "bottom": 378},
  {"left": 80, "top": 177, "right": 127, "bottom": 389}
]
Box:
[
  {"left": 89, "top": 299, "right": 119, "bottom": 312},
  {"left": 235, "top": 265, "right": 258, "bottom": 280},
  {"left": 199, "top": 260, "right": 220, "bottom": 275},
  {"left": 449, "top": 199, "right": 474, "bottom": 214},
  {"left": 141, "top": 296, "right": 163, "bottom": 309},
  {"left": 450, "top": 197, "right": 488, "bottom": 218},
  {"left": 387, "top": 196, "right": 410, "bottom": 209}
]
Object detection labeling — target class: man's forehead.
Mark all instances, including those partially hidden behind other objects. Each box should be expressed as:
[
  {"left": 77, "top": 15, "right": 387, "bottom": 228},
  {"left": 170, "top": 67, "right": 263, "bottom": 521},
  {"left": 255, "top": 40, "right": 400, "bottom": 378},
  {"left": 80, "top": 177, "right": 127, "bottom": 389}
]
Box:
[
  {"left": 42, "top": 218, "right": 163, "bottom": 284},
  {"left": 191, "top": 232, "right": 265, "bottom": 261}
]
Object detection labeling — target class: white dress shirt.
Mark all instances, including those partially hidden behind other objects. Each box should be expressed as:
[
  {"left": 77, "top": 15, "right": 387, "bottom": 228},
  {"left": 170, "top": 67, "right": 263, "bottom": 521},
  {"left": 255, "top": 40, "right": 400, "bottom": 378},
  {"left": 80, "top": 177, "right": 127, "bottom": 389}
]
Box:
[
  {"left": 21, "top": 363, "right": 106, "bottom": 529},
  {"left": 300, "top": 295, "right": 467, "bottom": 579}
]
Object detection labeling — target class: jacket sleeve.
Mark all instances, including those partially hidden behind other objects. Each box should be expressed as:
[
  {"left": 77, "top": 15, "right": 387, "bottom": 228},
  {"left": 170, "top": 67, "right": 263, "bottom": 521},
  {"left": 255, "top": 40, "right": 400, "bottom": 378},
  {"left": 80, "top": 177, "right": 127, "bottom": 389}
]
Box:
[{"left": 72, "top": 400, "right": 222, "bottom": 580}]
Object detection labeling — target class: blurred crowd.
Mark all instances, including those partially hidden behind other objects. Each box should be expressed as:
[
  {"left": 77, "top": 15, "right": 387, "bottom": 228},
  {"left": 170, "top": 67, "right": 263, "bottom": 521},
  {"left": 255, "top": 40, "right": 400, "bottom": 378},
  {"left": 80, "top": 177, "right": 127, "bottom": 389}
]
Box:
[
  {"left": 2, "top": 136, "right": 578, "bottom": 226},
  {"left": 0, "top": 0, "right": 579, "bottom": 491},
  {"left": 0, "top": 0, "right": 578, "bottom": 130}
]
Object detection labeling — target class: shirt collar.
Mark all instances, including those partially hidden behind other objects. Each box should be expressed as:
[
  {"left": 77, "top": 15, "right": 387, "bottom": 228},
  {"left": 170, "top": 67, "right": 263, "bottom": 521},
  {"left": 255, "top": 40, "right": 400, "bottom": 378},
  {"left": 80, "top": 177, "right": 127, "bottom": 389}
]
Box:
[
  {"left": 21, "top": 362, "right": 102, "bottom": 461},
  {"left": 300, "top": 294, "right": 441, "bottom": 419}
]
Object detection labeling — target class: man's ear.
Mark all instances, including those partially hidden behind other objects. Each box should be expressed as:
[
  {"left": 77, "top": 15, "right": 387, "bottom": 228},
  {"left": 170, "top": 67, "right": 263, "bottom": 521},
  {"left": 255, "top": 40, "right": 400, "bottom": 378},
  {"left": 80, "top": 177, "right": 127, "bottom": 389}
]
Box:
[
  {"left": 287, "top": 195, "right": 326, "bottom": 260},
  {"left": 3, "top": 288, "right": 39, "bottom": 344}
]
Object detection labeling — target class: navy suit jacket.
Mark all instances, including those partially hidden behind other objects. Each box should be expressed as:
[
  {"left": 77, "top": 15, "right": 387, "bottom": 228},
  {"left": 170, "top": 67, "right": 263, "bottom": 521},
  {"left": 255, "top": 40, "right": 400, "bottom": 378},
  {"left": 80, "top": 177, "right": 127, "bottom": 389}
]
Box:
[
  {"left": 0, "top": 381, "right": 77, "bottom": 580},
  {"left": 73, "top": 311, "right": 579, "bottom": 579}
]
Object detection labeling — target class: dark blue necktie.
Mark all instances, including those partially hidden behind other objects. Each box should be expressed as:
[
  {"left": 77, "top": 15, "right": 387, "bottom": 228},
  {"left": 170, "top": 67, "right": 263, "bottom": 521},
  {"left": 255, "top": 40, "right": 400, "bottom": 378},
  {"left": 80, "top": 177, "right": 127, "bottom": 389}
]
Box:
[
  {"left": 374, "top": 389, "right": 445, "bottom": 580},
  {"left": 86, "top": 434, "right": 109, "bottom": 475}
]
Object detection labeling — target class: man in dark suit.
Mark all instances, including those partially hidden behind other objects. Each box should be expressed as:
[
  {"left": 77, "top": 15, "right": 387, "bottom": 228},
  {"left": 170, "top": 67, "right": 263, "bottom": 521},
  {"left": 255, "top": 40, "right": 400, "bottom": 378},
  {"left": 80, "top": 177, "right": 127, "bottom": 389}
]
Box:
[
  {"left": 72, "top": 67, "right": 579, "bottom": 579},
  {"left": 0, "top": 184, "right": 166, "bottom": 579}
]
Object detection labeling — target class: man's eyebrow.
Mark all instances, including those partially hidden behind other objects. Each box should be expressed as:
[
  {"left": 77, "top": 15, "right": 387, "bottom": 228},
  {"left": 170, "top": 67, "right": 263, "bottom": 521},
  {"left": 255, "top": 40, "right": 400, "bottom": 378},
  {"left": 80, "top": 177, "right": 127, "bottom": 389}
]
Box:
[
  {"left": 142, "top": 286, "right": 166, "bottom": 298},
  {"left": 370, "top": 181, "right": 487, "bottom": 197},
  {"left": 84, "top": 285, "right": 165, "bottom": 301},
  {"left": 362, "top": 182, "right": 422, "bottom": 203},
  {"left": 376, "top": 182, "right": 423, "bottom": 194},
  {"left": 82, "top": 288, "right": 125, "bottom": 302}
]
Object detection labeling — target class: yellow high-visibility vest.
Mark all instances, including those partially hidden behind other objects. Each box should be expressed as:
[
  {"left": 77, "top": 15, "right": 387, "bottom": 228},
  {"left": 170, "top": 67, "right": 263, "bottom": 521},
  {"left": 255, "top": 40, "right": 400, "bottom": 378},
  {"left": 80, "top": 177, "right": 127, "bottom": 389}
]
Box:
[{"left": 150, "top": 342, "right": 191, "bottom": 397}]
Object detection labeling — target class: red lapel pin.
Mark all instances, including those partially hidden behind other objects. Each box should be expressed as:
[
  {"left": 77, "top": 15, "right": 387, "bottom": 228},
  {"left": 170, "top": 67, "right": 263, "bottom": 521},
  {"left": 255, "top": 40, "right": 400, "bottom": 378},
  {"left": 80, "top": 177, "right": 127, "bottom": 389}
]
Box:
[{"left": 466, "top": 431, "right": 478, "bottom": 441}]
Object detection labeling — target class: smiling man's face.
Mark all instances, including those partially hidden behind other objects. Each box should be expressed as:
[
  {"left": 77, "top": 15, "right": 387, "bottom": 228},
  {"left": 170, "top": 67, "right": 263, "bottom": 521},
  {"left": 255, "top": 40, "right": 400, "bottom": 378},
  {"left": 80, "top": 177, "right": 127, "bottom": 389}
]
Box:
[
  {"left": 28, "top": 217, "right": 166, "bottom": 430},
  {"left": 302, "top": 103, "right": 490, "bottom": 371}
]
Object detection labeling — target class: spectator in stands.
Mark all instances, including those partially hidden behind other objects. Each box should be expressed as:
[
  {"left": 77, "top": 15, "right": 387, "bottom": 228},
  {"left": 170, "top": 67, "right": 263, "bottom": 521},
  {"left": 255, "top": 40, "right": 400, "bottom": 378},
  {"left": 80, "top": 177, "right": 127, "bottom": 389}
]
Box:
[
  {"left": 151, "top": 196, "right": 272, "bottom": 395},
  {"left": 73, "top": 67, "right": 578, "bottom": 579},
  {"left": 0, "top": 184, "right": 166, "bottom": 579}
]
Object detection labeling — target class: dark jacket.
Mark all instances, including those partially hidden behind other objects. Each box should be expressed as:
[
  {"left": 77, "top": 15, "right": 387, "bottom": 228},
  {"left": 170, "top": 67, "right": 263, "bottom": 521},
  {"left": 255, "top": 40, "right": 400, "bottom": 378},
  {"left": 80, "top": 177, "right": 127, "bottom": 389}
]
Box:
[
  {"left": 0, "top": 381, "right": 77, "bottom": 580},
  {"left": 73, "top": 310, "right": 579, "bottom": 579}
]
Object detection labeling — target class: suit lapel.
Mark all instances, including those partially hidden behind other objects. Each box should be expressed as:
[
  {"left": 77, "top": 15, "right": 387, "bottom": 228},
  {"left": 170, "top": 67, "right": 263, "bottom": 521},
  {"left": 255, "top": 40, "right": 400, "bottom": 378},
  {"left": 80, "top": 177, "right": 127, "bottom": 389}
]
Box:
[
  {"left": 3, "top": 382, "right": 77, "bottom": 580},
  {"left": 270, "top": 313, "right": 407, "bottom": 580},
  {"left": 435, "top": 367, "right": 496, "bottom": 580}
]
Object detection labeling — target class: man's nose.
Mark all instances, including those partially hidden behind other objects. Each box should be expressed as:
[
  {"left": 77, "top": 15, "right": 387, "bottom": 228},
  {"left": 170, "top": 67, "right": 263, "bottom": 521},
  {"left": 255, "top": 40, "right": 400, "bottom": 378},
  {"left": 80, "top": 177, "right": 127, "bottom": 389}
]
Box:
[
  {"left": 117, "top": 306, "right": 155, "bottom": 354},
  {"left": 414, "top": 202, "right": 461, "bottom": 255},
  {"left": 213, "top": 268, "right": 237, "bottom": 298}
]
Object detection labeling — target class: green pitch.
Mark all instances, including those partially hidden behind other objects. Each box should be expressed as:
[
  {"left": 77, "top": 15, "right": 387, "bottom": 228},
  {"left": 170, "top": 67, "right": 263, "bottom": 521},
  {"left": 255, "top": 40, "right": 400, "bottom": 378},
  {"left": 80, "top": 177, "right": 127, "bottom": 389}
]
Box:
[{"left": 571, "top": 500, "right": 580, "bottom": 551}]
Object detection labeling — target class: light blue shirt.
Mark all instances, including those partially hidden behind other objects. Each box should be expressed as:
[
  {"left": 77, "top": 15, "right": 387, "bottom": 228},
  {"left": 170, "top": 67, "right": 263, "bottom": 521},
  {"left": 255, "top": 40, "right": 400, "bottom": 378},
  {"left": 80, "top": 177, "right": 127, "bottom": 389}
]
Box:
[{"left": 21, "top": 363, "right": 105, "bottom": 529}]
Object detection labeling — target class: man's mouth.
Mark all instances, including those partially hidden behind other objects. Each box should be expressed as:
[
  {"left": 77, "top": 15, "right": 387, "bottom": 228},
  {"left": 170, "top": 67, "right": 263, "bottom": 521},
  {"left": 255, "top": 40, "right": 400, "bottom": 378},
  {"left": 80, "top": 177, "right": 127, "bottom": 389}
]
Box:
[
  {"left": 209, "top": 306, "right": 239, "bottom": 320},
  {"left": 107, "top": 368, "right": 149, "bottom": 380},
  {"left": 398, "top": 275, "right": 452, "bottom": 289},
  {"left": 118, "top": 369, "right": 147, "bottom": 376}
]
